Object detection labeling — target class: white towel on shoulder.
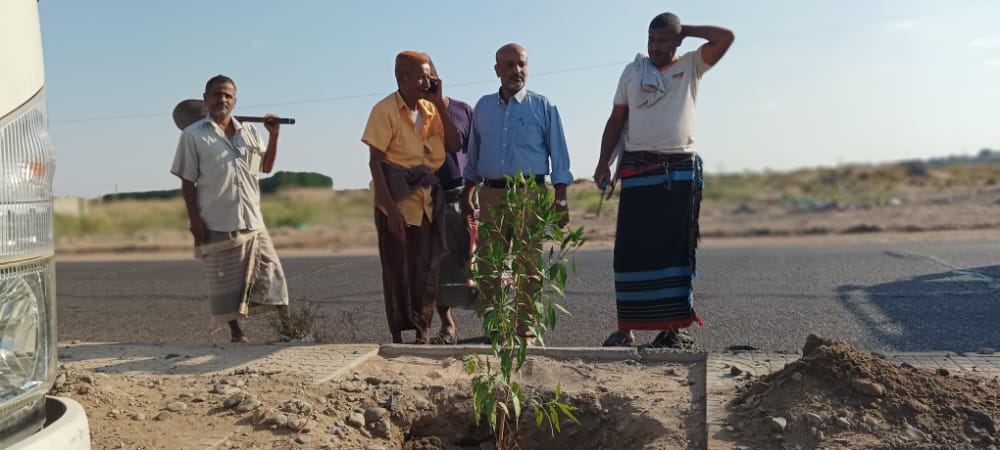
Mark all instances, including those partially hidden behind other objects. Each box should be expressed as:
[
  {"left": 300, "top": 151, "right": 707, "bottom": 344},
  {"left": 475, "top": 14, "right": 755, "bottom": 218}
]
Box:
[
  {"left": 635, "top": 53, "right": 666, "bottom": 108},
  {"left": 607, "top": 54, "right": 663, "bottom": 184}
]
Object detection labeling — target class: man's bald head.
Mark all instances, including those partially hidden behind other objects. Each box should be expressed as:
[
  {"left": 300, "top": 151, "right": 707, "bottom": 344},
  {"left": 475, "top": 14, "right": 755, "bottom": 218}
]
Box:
[
  {"left": 394, "top": 50, "right": 433, "bottom": 106},
  {"left": 395, "top": 50, "right": 431, "bottom": 80},
  {"left": 495, "top": 43, "right": 526, "bottom": 64},
  {"left": 494, "top": 43, "right": 528, "bottom": 99},
  {"left": 649, "top": 13, "right": 682, "bottom": 33}
]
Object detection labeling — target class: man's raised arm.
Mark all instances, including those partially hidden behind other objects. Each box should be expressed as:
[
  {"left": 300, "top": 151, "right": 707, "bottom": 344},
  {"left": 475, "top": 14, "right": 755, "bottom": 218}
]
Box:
[{"left": 683, "top": 25, "right": 735, "bottom": 66}]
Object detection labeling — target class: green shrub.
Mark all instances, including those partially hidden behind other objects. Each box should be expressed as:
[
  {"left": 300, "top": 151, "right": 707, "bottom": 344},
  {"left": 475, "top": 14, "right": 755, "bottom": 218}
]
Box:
[
  {"left": 259, "top": 171, "right": 332, "bottom": 193},
  {"left": 466, "top": 173, "right": 585, "bottom": 449}
]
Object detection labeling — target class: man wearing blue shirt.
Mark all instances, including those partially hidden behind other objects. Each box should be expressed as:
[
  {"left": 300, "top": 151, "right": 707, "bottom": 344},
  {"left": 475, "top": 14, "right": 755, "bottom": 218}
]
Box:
[
  {"left": 462, "top": 43, "right": 572, "bottom": 222},
  {"left": 462, "top": 43, "right": 573, "bottom": 343}
]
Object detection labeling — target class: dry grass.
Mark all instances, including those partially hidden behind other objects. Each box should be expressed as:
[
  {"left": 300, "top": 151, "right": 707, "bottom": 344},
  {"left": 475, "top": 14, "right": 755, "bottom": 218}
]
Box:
[{"left": 53, "top": 161, "right": 1000, "bottom": 242}]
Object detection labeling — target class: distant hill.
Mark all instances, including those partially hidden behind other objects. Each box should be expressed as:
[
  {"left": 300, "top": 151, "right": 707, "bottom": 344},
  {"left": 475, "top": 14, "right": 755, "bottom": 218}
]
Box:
[
  {"left": 927, "top": 147, "right": 1000, "bottom": 166},
  {"left": 101, "top": 171, "right": 333, "bottom": 202},
  {"left": 258, "top": 171, "right": 332, "bottom": 193}
]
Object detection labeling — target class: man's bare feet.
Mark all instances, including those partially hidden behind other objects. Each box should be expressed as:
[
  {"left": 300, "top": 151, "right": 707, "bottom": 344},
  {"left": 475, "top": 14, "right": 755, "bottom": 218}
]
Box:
[
  {"left": 414, "top": 328, "right": 431, "bottom": 345},
  {"left": 228, "top": 319, "right": 247, "bottom": 343}
]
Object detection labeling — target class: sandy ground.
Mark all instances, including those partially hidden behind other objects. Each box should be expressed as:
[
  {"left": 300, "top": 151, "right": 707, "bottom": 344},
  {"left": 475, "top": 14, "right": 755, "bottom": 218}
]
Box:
[
  {"left": 53, "top": 354, "right": 701, "bottom": 450},
  {"left": 49, "top": 186, "right": 1000, "bottom": 448}
]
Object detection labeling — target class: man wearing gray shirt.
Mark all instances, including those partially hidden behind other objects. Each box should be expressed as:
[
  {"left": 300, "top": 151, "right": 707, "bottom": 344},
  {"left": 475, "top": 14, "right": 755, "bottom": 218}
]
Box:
[
  {"left": 593, "top": 13, "right": 734, "bottom": 349},
  {"left": 171, "top": 74, "right": 291, "bottom": 343}
]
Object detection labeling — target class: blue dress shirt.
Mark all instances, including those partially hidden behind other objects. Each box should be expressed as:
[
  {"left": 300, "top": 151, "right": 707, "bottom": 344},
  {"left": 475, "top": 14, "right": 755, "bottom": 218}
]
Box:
[{"left": 464, "top": 88, "right": 573, "bottom": 185}]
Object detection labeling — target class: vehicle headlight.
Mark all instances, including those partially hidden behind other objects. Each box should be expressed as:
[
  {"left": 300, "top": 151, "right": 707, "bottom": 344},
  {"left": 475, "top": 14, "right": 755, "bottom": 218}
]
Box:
[
  {"left": 0, "top": 258, "right": 54, "bottom": 402},
  {"left": 0, "top": 87, "right": 58, "bottom": 446}
]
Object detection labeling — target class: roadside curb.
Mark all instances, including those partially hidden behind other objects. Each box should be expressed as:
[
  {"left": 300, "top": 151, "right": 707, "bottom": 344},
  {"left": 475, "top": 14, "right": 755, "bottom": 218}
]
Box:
[
  {"left": 57, "top": 342, "right": 381, "bottom": 384},
  {"left": 380, "top": 343, "right": 708, "bottom": 364}
]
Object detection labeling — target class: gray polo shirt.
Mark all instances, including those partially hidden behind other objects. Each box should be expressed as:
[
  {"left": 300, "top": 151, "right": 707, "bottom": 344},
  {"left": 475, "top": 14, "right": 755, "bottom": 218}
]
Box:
[{"left": 171, "top": 116, "right": 266, "bottom": 232}]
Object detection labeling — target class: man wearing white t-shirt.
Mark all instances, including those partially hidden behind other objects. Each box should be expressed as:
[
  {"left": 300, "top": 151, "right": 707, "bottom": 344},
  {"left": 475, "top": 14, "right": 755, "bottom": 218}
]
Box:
[{"left": 593, "top": 13, "right": 734, "bottom": 348}]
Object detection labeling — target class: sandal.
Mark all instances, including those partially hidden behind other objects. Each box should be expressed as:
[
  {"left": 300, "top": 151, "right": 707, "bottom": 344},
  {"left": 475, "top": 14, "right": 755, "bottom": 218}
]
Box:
[
  {"left": 650, "top": 329, "right": 694, "bottom": 350},
  {"left": 230, "top": 335, "right": 249, "bottom": 343},
  {"left": 430, "top": 333, "right": 457, "bottom": 345},
  {"left": 602, "top": 330, "right": 635, "bottom": 347}
]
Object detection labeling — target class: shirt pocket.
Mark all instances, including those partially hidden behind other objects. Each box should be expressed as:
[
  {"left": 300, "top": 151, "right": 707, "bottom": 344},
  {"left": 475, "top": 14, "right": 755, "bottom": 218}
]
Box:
[
  {"left": 423, "top": 134, "right": 446, "bottom": 170},
  {"left": 247, "top": 148, "right": 263, "bottom": 176},
  {"left": 515, "top": 115, "right": 545, "bottom": 155}
]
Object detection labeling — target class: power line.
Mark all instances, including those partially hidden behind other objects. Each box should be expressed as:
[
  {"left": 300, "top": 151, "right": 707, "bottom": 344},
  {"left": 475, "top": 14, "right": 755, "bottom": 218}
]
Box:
[
  {"left": 49, "top": 61, "right": 629, "bottom": 124},
  {"left": 49, "top": 0, "right": 986, "bottom": 125}
]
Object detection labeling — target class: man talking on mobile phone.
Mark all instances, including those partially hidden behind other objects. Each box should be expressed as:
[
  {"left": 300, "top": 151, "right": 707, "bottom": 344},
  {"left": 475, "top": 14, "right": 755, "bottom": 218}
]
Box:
[{"left": 362, "top": 51, "right": 461, "bottom": 344}]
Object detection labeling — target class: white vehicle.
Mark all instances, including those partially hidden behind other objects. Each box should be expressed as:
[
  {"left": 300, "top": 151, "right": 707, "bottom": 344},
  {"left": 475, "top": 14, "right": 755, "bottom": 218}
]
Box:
[{"left": 1, "top": 1, "right": 91, "bottom": 448}]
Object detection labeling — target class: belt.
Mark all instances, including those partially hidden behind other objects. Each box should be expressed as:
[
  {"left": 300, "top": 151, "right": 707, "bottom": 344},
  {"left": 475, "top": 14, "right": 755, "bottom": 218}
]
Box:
[
  {"left": 482, "top": 175, "right": 546, "bottom": 189},
  {"left": 629, "top": 151, "right": 694, "bottom": 164},
  {"left": 619, "top": 152, "right": 697, "bottom": 179},
  {"left": 442, "top": 189, "right": 463, "bottom": 203}
]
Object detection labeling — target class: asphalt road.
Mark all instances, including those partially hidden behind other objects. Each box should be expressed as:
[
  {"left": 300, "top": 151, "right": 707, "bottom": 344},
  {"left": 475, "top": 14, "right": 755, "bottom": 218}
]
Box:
[{"left": 55, "top": 240, "right": 1000, "bottom": 353}]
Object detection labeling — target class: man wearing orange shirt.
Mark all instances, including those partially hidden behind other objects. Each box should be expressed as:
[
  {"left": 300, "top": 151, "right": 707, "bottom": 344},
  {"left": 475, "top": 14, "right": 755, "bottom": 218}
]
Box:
[{"left": 362, "top": 51, "right": 460, "bottom": 344}]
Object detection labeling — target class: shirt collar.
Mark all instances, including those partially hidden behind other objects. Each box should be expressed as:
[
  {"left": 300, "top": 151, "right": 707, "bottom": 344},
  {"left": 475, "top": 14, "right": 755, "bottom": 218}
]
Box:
[
  {"left": 200, "top": 115, "right": 244, "bottom": 133},
  {"left": 392, "top": 91, "right": 436, "bottom": 135},
  {"left": 392, "top": 91, "right": 408, "bottom": 111},
  {"left": 393, "top": 91, "right": 436, "bottom": 114},
  {"left": 497, "top": 87, "right": 527, "bottom": 104}
]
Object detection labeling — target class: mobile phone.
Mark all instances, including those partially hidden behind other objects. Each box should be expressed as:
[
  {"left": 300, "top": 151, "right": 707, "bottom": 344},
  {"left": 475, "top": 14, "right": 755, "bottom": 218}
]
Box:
[{"left": 428, "top": 79, "right": 440, "bottom": 94}]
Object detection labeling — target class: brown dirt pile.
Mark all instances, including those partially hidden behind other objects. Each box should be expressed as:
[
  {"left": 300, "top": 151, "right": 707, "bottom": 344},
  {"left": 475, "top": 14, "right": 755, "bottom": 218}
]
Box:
[{"left": 726, "top": 335, "right": 1000, "bottom": 449}]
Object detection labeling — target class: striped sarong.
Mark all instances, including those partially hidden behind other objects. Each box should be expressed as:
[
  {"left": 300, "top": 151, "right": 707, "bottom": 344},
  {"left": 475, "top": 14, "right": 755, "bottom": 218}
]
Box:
[
  {"left": 196, "top": 229, "right": 289, "bottom": 323},
  {"left": 614, "top": 153, "right": 704, "bottom": 331}
]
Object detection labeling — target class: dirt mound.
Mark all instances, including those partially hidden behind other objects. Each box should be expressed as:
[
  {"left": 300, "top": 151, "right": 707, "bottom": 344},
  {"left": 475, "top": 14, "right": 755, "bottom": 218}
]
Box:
[
  {"left": 726, "top": 335, "right": 1000, "bottom": 449},
  {"left": 54, "top": 354, "right": 700, "bottom": 449}
]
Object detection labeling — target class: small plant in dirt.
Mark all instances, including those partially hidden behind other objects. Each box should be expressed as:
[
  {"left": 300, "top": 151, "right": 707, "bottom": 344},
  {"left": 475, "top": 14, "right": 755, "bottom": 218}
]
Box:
[
  {"left": 465, "top": 172, "right": 586, "bottom": 449},
  {"left": 267, "top": 302, "right": 317, "bottom": 342}
]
